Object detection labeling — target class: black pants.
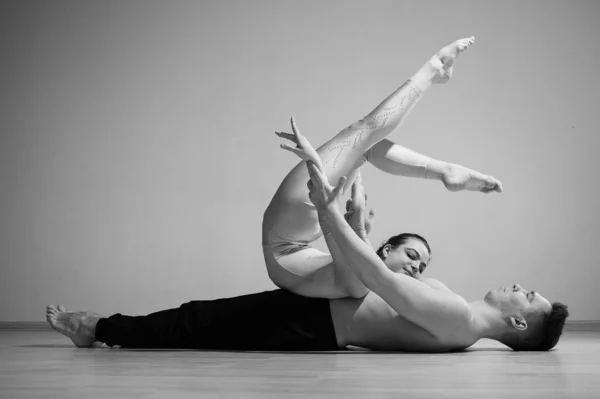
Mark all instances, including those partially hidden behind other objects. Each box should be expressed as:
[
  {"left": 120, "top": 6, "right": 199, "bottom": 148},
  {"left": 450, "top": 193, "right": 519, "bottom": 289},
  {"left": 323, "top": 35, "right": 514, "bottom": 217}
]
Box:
[{"left": 95, "top": 289, "right": 339, "bottom": 351}]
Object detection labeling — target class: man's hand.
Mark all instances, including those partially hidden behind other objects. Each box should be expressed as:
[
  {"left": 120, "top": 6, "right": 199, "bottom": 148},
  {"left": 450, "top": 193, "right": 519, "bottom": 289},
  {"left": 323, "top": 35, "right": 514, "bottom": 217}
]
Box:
[
  {"left": 277, "top": 116, "right": 348, "bottom": 224},
  {"left": 277, "top": 116, "right": 375, "bottom": 239},
  {"left": 305, "top": 161, "right": 347, "bottom": 215},
  {"left": 276, "top": 116, "right": 325, "bottom": 172},
  {"left": 344, "top": 176, "right": 376, "bottom": 241}
]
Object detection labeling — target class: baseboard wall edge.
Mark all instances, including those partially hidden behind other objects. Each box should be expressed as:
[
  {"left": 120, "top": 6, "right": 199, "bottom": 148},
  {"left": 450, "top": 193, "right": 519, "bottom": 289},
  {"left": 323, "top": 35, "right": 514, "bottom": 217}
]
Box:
[
  {"left": 563, "top": 320, "right": 600, "bottom": 331},
  {"left": 0, "top": 322, "right": 52, "bottom": 331}
]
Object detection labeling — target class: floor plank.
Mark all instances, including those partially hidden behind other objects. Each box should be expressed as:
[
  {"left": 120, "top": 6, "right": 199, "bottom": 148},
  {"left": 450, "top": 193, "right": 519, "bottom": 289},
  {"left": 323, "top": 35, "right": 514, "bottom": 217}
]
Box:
[{"left": 2, "top": 330, "right": 599, "bottom": 398}]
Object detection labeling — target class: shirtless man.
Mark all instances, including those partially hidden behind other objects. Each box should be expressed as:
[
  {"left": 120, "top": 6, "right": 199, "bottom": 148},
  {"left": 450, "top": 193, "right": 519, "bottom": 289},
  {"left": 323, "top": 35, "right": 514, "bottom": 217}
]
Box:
[
  {"left": 45, "top": 151, "right": 569, "bottom": 352},
  {"left": 263, "top": 36, "right": 503, "bottom": 299}
]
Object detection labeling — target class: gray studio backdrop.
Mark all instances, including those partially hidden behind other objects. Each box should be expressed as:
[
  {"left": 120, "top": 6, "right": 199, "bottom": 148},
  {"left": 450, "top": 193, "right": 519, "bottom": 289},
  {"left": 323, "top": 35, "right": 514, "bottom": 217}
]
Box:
[{"left": 1, "top": 0, "right": 598, "bottom": 322}]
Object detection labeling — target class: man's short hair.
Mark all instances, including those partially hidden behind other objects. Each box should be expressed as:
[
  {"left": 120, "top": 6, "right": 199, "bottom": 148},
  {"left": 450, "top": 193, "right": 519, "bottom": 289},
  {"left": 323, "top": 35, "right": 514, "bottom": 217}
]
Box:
[{"left": 507, "top": 302, "right": 569, "bottom": 351}]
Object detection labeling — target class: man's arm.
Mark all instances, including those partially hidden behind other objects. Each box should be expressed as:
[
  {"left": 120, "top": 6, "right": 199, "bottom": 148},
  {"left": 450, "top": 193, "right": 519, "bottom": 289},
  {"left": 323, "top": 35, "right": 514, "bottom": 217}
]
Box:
[
  {"left": 319, "top": 213, "right": 369, "bottom": 298},
  {"left": 305, "top": 163, "right": 470, "bottom": 336},
  {"left": 318, "top": 172, "right": 378, "bottom": 298},
  {"left": 328, "top": 208, "right": 469, "bottom": 335},
  {"left": 420, "top": 277, "right": 453, "bottom": 293}
]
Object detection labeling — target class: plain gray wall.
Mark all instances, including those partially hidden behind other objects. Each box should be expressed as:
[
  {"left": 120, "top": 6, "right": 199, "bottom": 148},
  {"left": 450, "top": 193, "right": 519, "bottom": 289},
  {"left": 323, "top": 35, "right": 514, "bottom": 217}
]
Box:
[{"left": 1, "top": 0, "right": 598, "bottom": 321}]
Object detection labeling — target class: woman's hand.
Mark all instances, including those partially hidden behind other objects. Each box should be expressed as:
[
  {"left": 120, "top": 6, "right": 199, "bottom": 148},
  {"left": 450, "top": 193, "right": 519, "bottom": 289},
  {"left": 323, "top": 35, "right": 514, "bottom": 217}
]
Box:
[
  {"left": 276, "top": 117, "right": 325, "bottom": 172},
  {"left": 343, "top": 176, "right": 376, "bottom": 240}
]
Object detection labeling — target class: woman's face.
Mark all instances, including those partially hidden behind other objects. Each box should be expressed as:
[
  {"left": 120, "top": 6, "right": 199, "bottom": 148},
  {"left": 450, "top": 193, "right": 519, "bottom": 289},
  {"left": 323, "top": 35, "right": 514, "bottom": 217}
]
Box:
[{"left": 381, "top": 238, "right": 431, "bottom": 279}]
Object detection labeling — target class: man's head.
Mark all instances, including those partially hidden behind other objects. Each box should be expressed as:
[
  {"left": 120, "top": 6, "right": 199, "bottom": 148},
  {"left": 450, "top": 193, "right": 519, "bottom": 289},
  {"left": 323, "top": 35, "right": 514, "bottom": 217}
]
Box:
[
  {"left": 376, "top": 233, "right": 431, "bottom": 279},
  {"left": 485, "top": 284, "right": 569, "bottom": 351}
]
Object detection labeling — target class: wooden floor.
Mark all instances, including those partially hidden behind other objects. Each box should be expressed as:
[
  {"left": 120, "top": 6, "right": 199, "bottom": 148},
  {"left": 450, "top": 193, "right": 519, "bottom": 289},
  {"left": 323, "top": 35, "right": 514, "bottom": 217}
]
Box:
[{"left": 2, "top": 330, "right": 599, "bottom": 398}]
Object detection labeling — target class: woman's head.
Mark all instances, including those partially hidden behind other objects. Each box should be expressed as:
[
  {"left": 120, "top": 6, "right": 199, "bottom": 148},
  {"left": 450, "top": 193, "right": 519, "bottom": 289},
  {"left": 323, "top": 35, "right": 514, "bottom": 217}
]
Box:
[{"left": 376, "top": 233, "right": 432, "bottom": 279}]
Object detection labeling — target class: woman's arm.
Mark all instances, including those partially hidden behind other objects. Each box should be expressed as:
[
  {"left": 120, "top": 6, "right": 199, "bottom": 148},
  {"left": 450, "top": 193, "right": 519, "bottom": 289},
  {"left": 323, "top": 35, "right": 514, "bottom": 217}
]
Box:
[{"left": 343, "top": 173, "right": 376, "bottom": 249}]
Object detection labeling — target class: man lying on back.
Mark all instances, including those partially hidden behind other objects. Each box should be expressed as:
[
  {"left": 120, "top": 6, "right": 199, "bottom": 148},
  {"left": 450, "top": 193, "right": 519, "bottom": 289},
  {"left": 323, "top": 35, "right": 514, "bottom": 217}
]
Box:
[{"left": 46, "top": 145, "right": 569, "bottom": 352}]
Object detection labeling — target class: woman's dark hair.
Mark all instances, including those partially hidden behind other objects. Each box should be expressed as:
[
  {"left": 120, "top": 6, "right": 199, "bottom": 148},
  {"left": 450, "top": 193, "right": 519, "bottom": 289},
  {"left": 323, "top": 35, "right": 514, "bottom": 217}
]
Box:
[{"left": 376, "top": 233, "right": 432, "bottom": 260}]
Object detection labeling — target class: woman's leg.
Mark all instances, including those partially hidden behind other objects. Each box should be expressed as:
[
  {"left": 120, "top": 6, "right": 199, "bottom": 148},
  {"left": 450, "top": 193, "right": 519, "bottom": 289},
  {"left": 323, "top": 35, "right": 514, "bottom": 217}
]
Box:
[
  {"left": 263, "top": 37, "right": 476, "bottom": 298},
  {"left": 365, "top": 138, "right": 503, "bottom": 193}
]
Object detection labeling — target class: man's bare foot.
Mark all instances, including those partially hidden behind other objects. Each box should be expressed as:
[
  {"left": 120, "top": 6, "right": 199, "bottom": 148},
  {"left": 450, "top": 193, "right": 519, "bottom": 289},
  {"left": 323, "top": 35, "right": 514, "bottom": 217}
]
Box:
[
  {"left": 46, "top": 304, "right": 102, "bottom": 348},
  {"left": 442, "top": 163, "right": 503, "bottom": 193},
  {"left": 427, "top": 36, "right": 475, "bottom": 84}
]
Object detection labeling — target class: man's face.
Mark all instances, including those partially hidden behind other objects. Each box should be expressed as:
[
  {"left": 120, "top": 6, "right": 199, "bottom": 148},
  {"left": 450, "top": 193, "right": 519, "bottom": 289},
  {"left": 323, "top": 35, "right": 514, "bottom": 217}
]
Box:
[
  {"left": 383, "top": 238, "right": 431, "bottom": 279},
  {"left": 485, "top": 284, "right": 552, "bottom": 318}
]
